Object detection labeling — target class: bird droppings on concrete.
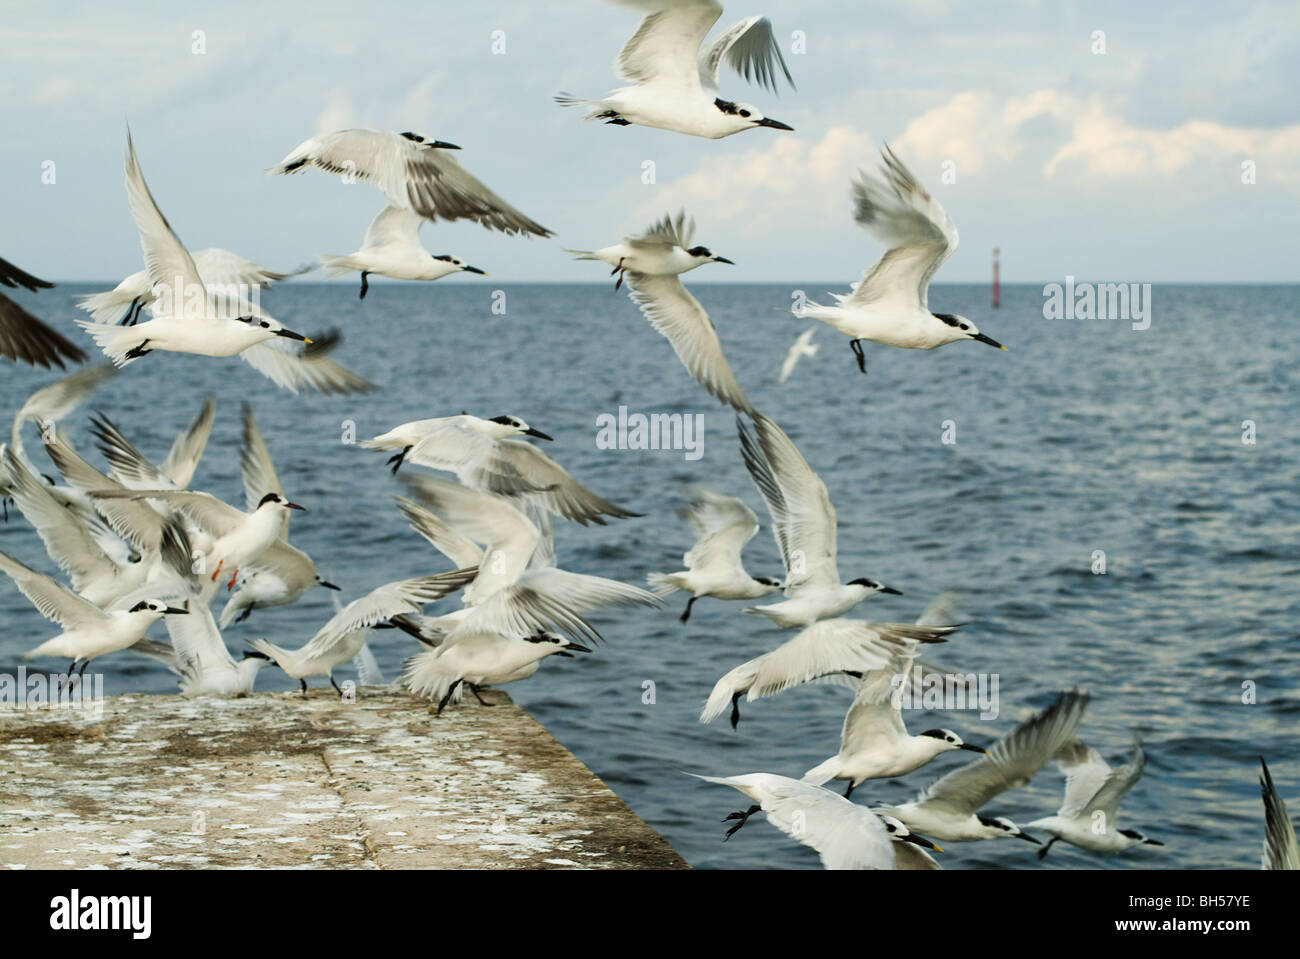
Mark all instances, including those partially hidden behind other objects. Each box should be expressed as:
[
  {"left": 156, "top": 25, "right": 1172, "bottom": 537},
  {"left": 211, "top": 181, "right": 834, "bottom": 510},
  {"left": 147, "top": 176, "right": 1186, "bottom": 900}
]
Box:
[{"left": 0, "top": 687, "right": 686, "bottom": 869}]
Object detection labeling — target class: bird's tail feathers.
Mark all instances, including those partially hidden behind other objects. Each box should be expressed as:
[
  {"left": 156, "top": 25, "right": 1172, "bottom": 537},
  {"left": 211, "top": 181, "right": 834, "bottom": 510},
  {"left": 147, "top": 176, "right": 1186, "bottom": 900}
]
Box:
[
  {"left": 317, "top": 254, "right": 362, "bottom": 278},
  {"left": 801, "top": 757, "right": 840, "bottom": 787},
  {"left": 645, "top": 572, "right": 682, "bottom": 597}
]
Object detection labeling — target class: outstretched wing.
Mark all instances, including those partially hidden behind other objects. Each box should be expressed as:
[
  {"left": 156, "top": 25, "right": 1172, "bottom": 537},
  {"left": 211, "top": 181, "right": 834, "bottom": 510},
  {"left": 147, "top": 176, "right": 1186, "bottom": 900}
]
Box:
[
  {"left": 698, "top": 15, "right": 794, "bottom": 94},
  {"left": 615, "top": 0, "right": 723, "bottom": 91}
]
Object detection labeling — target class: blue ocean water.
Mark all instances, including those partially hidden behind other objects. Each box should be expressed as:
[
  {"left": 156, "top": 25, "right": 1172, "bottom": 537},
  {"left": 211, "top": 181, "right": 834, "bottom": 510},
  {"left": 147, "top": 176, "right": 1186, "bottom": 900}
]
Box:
[{"left": 0, "top": 280, "right": 1296, "bottom": 870}]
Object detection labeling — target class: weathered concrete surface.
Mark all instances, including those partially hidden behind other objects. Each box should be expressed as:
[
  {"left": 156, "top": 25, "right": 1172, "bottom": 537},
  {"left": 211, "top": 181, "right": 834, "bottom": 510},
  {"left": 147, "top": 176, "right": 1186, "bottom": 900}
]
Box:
[{"left": 0, "top": 687, "right": 686, "bottom": 869}]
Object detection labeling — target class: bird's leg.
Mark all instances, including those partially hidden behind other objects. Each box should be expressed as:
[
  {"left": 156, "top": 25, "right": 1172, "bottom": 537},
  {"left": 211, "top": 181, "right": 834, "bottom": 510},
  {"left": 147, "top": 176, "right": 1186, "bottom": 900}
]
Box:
[
  {"left": 131, "top": 300, "right": 145, "bottom": 325},
  {"left": 680, "top": 596, "right": 697, "bottom": 623},
  {"left": 118, "top": 298, "right": 139, "bottom": 326},
  {"left": 729, "top": 691, "right": 742, "bottom": 730},
  {"left": 299, "top": 678, "right": 309, "bottom": 698},
  {"left": 235, "top": 606, "right": 253, "bottom": 624},
  {"left": 59, "top": 659, "right": 77, "bottom": 694},
  {"left": 612, "top": 257, "right": 626, "bottom": 291},
  {"left": 386, "top": 445, "right": 411, "bottom": 475},
  {"left": 124, "top": 340, "right": 152, "bottom": 360},
  {"left": 359, "top": 271, "right": 369, "bottom": 300},
  {"left": 722, "top": 805, "right": 761, "bottom": 841},
  {"left": 210, "top": 558, "right": 224, "bottom": 582},
  {"left": 1037, "top": 837, "right": 1058, "bottom": 860},
  {"left": 435, "top": 679, "right": 462, "bottom": 716},
  {"left": 843, "top": 780, "right": 856, "bottom": 800},
  {"left": 226, "top": 567, "right": 239, "bottom": 591},
  {"left": 330, "top": 676, "right": 343, "bottom": 698},
  {"left": 849, "top": 338, "right": 867, "bottom": 374},
  {"left": 468, "top": 683, "right": 494, "bottom": 706}
]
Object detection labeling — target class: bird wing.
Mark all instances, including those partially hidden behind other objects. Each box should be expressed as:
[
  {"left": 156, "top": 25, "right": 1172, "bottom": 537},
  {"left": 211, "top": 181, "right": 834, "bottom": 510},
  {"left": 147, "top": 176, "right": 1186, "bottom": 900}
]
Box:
[
  {"left": 698, "top": 15, "right": 794, "bottom": 94},
  {"left": 124, "top": 131, "right": 208, "bottom": 309},
  {"left": 239, "top": 403, "right": 288, "bottom": 539},
  {"left": 165, "top": 600, "right": 235, "bottom": 673},
  {"left": 499, "top": 439, "right": 640, "bottom": 526},
  {"left": 1083, "top": 739, "right": 1146, "bottom": 821},
  {"left": 0, "top": 548, "right": 106, "bottom": 632},
  {"left": 694, "top": 773, "right": 895, "bottom": 870},
  {"left": 191, "top": 248, "right": 312, "bottom": 290},
  {"left": 1053, "top": 739, "right": 1113, "bottom": 819},
  {"left": 845, "top": 145, "right": 958, "bottom": 311},
  {"left": 399, "top": 475, "right": 539, "bottom": 604},
  {"left": 161, "top": 396, "right": 216, "bottom": 488},
  {"left": 779, "top": 328, "right": 815, "bottom": 383},
  {"left": 680, "top": 487, "right": 760, "bottom": 576},
  {"left": 400, "top": 418, "right": 545, "bottom": 497},
  {"left": 12, "top": 364, "right": 115, "bottom": 455},
  {"left": 0, "top": 256, "right": 55, "bottom": 292},
  {"left": 914, "top": 690, "right": 1091, "bottom": 816},
  {"left": 93, "top": 488, "right": 245, "bottom": 539},
  {"left": 1260, "top": 759, "right": 1300, "bottom": 870},
  {"left": 240, "top": 328, "right": 374, "bottom": 395},
  {"left": 359, "top": 205, "right": 424, "bottom": 253},
  {"left": 273, "top": 129, "right": 552, "bottom": 237},
  {"left": 839, "top": 655, "right": 920, "bottom": 756},
  {"left": 297, "top": 569, "right": 476, "bottom": 660},
  {"left": 737, "top": 412, "right": 839, "bottom": 590},
  {"left": 0, "top": 293, "right": 88, "bottom": 369},
  {"left": 615, "top": 0, "right": 723, "bottom": 91},
  {"left": 624, "top": 272, "right": 753, "bottom": 414},
  {"left": 88, "top": 413, "right": 178, "bottom": 491},
  {"left": 624, "top": 210, "right": 695, "bottom": 251},
  {"left": 454, "top": 567, "right": 661, "bottom": 646},
  {"left": 394, "top": 496, "right": 484, "bottom": 570}
]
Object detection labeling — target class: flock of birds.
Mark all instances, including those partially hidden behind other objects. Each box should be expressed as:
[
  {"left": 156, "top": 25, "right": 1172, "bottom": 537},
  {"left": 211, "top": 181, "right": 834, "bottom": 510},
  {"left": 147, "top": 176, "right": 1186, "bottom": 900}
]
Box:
[{"left": 0, "top": 0, "right": 1293, "bottom": 871}]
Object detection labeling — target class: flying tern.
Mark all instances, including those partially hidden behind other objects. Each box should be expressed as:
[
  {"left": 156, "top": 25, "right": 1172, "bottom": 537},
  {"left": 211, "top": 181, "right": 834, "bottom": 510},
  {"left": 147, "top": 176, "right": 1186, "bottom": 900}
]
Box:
[{"left": 778, "top": 327, "right": 818, "bottom": 383}]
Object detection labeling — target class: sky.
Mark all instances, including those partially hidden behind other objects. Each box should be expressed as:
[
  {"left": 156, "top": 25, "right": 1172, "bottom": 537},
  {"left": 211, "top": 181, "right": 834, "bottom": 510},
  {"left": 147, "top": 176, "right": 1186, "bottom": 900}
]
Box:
[{"left": 1, "top": 0, "right": 1297, "bottom": 284}]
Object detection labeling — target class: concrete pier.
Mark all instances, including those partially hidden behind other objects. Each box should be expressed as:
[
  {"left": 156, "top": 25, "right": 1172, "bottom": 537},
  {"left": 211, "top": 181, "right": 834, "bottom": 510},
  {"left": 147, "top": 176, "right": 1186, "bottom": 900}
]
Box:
[{"left": 0, "top": 687, "right": 686, "bottom": 870}]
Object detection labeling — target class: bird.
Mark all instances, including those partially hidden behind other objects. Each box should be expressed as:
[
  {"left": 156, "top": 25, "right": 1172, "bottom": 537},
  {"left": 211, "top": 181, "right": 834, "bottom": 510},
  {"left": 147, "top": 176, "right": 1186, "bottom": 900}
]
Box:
[
  {"left": 556, "top": 0, "right": 795, "bottom": 139},
  {"left": 693, "top": 773, "right": 942, "bottom": 869},
  {"left": 779, "top": 327, "right": 818, "bottom": 383},
  {"left": 701, "top": 618, "right": 957, "bottom": 729},
  {"left": 90, "top": 487, "right": 308, "bottom": 592},
  {"left": 248, "top": 568, "right": 477, "bottom": 696},
  {"left": 76, "top": 133, "right": 368, "bottom": 394},
  {"left": 78, "top": 248, "right": 310, "bottom": 326},
  {"left": 1028, "top": 738, "right": 1163, "bottom": 859},
  {"left": 646, "top": 486, "right": 781, "bottom": 622},
  {"left": 2, "top": 363, "right": 116, "bottom": 486},
  {"left": 1259, "top": 759, "right": 1298, "bottom": 870},
  {"left": 87, "top": 397, "right": 215, "bottom": 493},
  {"left": 572, "top": 212, "right": 753, "bottom": 413},
  {"left": 0, "top": 256, "right": 89, "bottom": 369},
  {"left": 131, "top": 603, "right": 273, "bottom": 697},
  {"left": 0, "top": 547, "right": 187, "bottom": 682},
  {"left": 319, "top": 205, "right": 487, "bottom": 299},
  {"left": 362, "top": 413, "right": 638, "bottom": 526},
  {"left": 801, "top": 621, "right": 986, "bottom": 799},
  {"left": 269, "top": 129, "right": 552, "bottom": 237},
  {"left": 793, "top": 145, "right": 1006, "bottom": 373},
  {"left": 878, "top": 690, "right": 1091, "bottom": 844},
  {"left": 737, "top": 412, "right": 900, "bottom": 627}
]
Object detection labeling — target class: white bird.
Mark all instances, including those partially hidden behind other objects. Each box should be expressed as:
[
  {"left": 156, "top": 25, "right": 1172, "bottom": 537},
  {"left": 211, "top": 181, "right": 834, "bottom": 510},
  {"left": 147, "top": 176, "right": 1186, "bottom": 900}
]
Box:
[
  {"left": 0, "top": 548, "right": 187, "bottom": 680},
  {"left": 320, "top": 205, "right": 487, "bottom": 299},
  {"left": 693, "top": 773, "right": 942, "bottom": 869},
  {"left": 1260, "top": 759, "right": 1299, "bottom": 870},
  {"left": 556, "top": 0, "right": 795, "bottom": 139},
  {"left": 0, "top": 257, "right": 89, "bottom": 369},
  {"left": 571, "top": 211, "right": 752, "bottom": 412},
  {"left": 879, "top": 690, "right": 1091, "bottom": 844},
  {"left": 133, "top": 602, "right": 272, "bottom": 696},
  {"left": 269, "top": 129, "right": 553, "bottom": 237},
  {"left": 794, "top": 145, "right": 1006, "bottom": 373},
  {"left": 90, "top": 487, "right": 307, "bottom": 592},
  {"left": 78, "top": 248, "right": 310, "bottom": 326},
  {"left": 248, "top": 568, "right": 476, "bottom": 696},
  {"left": 646, "top": 487, "right": 781, "bottom": 622},
  {"left": 802, "top": 626, "right": 986, "bottom": 799},
  {"left": 363, "top": 413, "right": 638, "bottom": 525},
  {"left": 1028, "top": 738, "right": 1163, "bottom": 859},
  {"left": 701, "top": 618, "right": 957, "bottom": 729},
  {"left": 779, "top": 327, "right": 818, "bottom": 383},
  {"left": 76, "top": 133, "right": 368, "bottom": 394},
  {"left": 738, "top": 412, "right": 900, "bottom": 627}
]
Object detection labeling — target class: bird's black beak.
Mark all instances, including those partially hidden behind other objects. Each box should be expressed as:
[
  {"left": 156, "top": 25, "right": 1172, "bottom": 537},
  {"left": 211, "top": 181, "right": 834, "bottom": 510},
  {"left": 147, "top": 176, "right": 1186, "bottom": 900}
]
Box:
[
  {"left": 972, "top": 332, "right": 1007, "bottom": 351},
  {"left": 163, "top": 606, "right": 190, "bottom": 616},
  {"left": 319, "top": 580, "right": 341, "bottom": 591},
  {"left": 524, "top": 428, "right": 554, "bottom": 441},
  {"left": 565, "top": 642, "right": 593, "bottom": 654},
  {"left": 1143, "top": 838, "right": 1164, "bottom": 846},
  {"left": 713, "top": 256, "right": 735, "bottom": 265},
  {"left": 430, "top": 140, "right": 461, "bottom": 150},
  {"left": 286, "top": 502, "right": 307, "bottom": 511},
  {"left": 880, "top": 585, "right": 903, "bottom": 596},
  {"left": 757, "top": 117, "right": 794, "bottom": 131},
  {"left": 275, "top": 328, "right": 310, "bottom": 342},
  {"left": 1016, "top": 831, "right": 1043, "bottom": 845},
  {"left": 461, "top": 265, "right": 487, "bottom": 275},
  {"left": 959, "top": 743, "right": 989, "bottom": 753},
  {"left": 904, "top": 833, "right": 942, "bottom": 852}
]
